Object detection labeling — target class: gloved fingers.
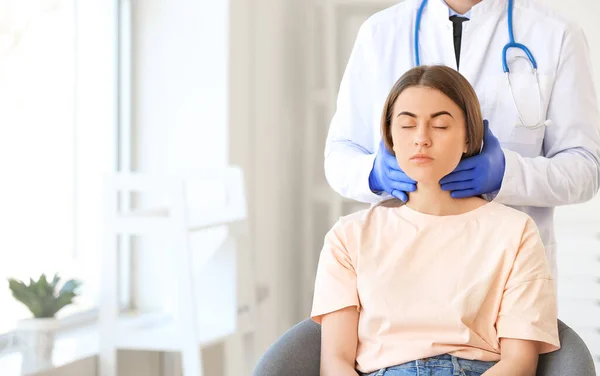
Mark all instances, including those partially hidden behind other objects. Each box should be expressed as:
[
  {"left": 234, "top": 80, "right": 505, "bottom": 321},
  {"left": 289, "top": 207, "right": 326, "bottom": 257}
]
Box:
[
  {"left": 482, "top": 119, "right": 501, "bottom": 150},
  {"left": 390, "top": 181, "right": 417, "bottom": 194},
  {"left": 391, "top": 189, "right": 408, "bottom": 202},
  {"left": 449, "top": 188, "right": 479, "bottom": 199},
  {"left": 440, "top": 181, "right": 473, "bottom": 192},
  {"left": 383, "top": 150, "right": 401, "bottom": 169},
  {"left": 387, "top": 169, "right": 417, "bottom": 184},
  {"left": 439, "top": 170, "right": 474, "bottom": 185},
  {"left": 448, "top": 157, "right": 478, "bottom": 173}
]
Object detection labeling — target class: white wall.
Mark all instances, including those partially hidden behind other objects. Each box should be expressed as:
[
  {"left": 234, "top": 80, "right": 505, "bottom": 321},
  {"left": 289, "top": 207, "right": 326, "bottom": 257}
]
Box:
[
  {"left": 126, "top": 0, "right": 301, "bottom": 371},
  {"left": 244, "top": 0, "right": 307, "bottom": 354},
  {"left": 131, "top": 0, "right": 229, "bottom": 311},
  {"left": 125, "top": 0, "right": 344, "bottom": 366},
  {"left": 128, "top": 0, "right": 232, "bottom": 373}
]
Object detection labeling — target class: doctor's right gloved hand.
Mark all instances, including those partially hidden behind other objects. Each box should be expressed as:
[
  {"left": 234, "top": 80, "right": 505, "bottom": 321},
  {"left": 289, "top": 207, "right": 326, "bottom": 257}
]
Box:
[{"left": 368, "top": 140, "right": 417, "bottom": 202}]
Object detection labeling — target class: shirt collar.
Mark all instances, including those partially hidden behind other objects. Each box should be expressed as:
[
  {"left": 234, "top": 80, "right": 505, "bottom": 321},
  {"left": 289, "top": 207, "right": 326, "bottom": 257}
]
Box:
[{"left": 440, "top": 0, "right": 472, "bottom": 19}]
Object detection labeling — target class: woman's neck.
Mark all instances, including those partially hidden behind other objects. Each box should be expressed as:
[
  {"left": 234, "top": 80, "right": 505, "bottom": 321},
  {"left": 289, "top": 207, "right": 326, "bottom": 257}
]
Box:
[{"left": 405, "top": 183, "right": 480, "bottom": 216}]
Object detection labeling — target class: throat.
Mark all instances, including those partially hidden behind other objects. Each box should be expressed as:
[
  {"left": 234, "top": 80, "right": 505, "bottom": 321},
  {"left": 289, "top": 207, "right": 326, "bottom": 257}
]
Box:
[{"left": 405, "top": 185, "right": 484, "bottom": 216}]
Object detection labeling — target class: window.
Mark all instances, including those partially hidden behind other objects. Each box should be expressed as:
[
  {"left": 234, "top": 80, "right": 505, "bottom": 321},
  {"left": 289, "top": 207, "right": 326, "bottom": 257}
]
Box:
[{"left": 0, "top": 0, "right": 118, "bottom": 333}]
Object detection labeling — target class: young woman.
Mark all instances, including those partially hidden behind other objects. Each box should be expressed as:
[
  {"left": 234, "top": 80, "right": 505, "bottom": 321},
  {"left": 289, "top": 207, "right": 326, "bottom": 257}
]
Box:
[{"left": 311, "top": 65, "right": 560, "bottom": 376}]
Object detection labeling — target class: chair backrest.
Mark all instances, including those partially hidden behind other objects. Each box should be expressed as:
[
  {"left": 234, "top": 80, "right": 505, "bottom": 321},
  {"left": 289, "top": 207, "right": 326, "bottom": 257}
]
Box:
[
  {"left": 104, "top": 166, "right": 247, "bottom": 234},
  {"left": 101, "top": 166, "right": 249, "bottom": 355}
]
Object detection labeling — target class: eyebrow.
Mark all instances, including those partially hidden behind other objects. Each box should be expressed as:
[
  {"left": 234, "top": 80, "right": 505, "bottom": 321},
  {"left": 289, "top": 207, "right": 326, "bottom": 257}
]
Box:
[{"left": 396, "top": 110, "right": 454, "bottom": 119}]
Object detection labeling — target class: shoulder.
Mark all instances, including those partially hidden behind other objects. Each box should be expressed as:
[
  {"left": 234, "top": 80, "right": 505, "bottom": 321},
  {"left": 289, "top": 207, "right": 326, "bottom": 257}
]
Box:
[
  {"left": 484, "top": 200, "right": 531, "bottom": 218},
  {"left": 336, "top": 198, "right": 403, "bottom": 232},
  {"left": 482, "top": 201, "right": 539, "bottom": 234},
  {"left": 519, "top": 0, "right": 583, "bottom": 35}
]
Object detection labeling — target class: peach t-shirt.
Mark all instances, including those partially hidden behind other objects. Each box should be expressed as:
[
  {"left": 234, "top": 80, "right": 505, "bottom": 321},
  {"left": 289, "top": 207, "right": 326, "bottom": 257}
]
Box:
[{"left": 311, "top": 200, "right": 560, "bottom": 373}]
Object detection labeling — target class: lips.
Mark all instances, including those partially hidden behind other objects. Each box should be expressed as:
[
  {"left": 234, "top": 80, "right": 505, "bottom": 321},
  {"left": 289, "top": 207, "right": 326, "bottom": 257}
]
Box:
[
  {"left": 410, "top": 154, "right": 433, "bottom": 161},
  {"left": 410, "top": 154, "right": 433, "bottom": 164}
]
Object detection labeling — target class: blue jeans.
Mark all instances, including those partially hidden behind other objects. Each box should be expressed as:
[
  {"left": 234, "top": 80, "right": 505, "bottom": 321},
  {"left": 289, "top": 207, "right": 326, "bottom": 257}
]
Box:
[{"left": 361, "top": 354, "right": 497, "bottom": 376}]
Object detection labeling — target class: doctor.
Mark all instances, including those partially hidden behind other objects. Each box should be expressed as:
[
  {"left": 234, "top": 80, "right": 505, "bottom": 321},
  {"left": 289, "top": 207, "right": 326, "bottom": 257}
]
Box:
[{"left": 325, "top": 0, "right": 600, "bottom": 277}]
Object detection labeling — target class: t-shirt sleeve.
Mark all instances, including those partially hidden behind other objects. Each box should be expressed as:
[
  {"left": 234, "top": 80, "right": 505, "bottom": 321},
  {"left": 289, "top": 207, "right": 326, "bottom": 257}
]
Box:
[
  {"left": 311, "top": 220, "right": 360, "bottom": 324},
  {"left": 496, "top": 218, "right": 560, "bottom": 354}
]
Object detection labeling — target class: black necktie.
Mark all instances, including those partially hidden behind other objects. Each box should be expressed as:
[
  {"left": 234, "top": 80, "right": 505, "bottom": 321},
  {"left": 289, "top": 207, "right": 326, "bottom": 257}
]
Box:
[{"left": 449, "top": 15, "right": 469, "bottom": 70}]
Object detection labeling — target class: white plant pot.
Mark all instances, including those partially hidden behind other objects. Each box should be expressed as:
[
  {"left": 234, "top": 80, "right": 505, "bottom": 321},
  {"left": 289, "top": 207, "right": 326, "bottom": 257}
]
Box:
[{"left": 16, "top": 318, "right": 59, "bottom": 374}]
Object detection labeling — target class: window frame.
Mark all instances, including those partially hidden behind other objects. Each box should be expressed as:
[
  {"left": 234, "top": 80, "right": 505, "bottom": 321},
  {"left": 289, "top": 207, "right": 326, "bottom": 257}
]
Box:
[{"left": 0, "top": 0, "right": 132, "bottom": 348}]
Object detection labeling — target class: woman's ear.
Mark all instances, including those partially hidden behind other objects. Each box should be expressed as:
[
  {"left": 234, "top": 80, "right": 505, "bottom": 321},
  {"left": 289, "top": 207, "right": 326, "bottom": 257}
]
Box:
[{"left": 463, "top": 139, "right": 469, "bottom": 154}]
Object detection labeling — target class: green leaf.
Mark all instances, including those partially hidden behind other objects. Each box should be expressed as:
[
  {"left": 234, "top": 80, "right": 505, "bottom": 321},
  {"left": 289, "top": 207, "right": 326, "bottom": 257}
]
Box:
[
  {"left": 51, "top": 274, "right": 61, "bottom": 289},
  {"left": 8, "top": 278, "right": 25, "bottom": 291},
  {"left": 9, "top": 282, "right": 44, "bottom": 317},
  {"left": 36, "top": 274, "right": 49, "bottom": 299},
  {"left": 52, "top": 292, "right": 76, "bottom": 316}
]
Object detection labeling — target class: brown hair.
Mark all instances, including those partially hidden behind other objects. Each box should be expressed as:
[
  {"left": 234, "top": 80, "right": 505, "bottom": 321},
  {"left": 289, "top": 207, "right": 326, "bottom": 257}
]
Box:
[{"left": 381, "top": 65, "right": 483, "bottom": 158}]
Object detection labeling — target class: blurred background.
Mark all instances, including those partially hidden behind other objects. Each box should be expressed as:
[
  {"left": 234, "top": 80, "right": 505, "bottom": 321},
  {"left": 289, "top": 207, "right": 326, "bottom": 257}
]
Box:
[{"left": 0, "top": 0, "right": 598, "bottom": 375}]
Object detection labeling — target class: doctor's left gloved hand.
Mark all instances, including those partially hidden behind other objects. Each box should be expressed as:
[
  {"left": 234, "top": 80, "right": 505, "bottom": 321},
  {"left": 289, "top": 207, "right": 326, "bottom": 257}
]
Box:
[{"left": 439, "top": 120, "right": 506, "bottom": 198}]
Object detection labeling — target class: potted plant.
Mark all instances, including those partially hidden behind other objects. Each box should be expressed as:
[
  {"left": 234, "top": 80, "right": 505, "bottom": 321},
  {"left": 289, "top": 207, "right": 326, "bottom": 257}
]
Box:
[{"left": 8, "top": 274, "right": 81, "bottom": 372}]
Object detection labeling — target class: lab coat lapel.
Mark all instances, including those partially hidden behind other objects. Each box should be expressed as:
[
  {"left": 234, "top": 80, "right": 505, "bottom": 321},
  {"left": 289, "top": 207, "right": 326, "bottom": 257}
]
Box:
[
  {"left": 459, "top": 0, "right": 506, "bottom": 84},
  {"left": 417, "top": 0, "right": 456, "bottom": 69}
]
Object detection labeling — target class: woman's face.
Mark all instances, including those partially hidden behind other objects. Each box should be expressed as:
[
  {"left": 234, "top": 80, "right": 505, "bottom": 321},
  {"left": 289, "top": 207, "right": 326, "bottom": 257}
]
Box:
[{"left": 390, "top": 86, "right": 468, "bottom": 185}]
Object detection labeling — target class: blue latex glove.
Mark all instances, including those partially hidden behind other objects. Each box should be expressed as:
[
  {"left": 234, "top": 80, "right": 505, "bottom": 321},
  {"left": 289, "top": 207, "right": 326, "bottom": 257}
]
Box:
[
  {"left": 439, "top": 120, "right": 506, "bottom": 198},
  {"left": 369, "top": 140, "right": 417, "bottom": 202}
]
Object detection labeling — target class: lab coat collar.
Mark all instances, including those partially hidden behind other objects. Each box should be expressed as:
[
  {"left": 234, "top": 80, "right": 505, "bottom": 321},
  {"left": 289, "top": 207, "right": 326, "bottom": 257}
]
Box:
[
  {"left": 412, "top": 0, "right": 506, "bottom": 22},
  {"left": 440, "top": 0, "right": 471, "bottom": 19},
  {"left": 469, "top": 0, "right": 507, "bottom": 17},
  {"left": 421, "top": 0, "right": 454, "bottom": 21}
]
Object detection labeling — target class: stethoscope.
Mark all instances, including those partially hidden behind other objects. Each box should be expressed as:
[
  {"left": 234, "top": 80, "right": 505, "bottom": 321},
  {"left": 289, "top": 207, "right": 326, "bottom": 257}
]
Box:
[{"left": 414, "top": 0, "right": 549, "bottom": 129}]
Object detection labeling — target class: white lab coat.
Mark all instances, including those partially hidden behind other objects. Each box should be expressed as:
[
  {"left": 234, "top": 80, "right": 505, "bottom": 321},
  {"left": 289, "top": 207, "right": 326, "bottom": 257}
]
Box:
[{"left": 324, "top": 0, "right": 600, "bottom": 276}]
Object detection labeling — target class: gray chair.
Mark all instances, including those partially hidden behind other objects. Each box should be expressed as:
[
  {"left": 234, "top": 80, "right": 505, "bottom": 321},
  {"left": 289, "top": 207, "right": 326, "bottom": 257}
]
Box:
[{"left": 252, "top": 318, "right": 597, "bottom": 376}]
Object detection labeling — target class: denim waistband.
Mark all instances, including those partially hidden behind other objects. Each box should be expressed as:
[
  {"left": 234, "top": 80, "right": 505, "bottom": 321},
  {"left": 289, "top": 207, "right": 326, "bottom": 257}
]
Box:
[{"left": 363, "top": 354, "right": 497, "bottom": 375}]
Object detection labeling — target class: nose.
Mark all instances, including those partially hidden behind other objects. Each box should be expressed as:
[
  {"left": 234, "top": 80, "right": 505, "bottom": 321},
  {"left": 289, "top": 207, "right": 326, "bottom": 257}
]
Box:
[{"left": 413, "top": 125, "right": 432, "bottom": 147}]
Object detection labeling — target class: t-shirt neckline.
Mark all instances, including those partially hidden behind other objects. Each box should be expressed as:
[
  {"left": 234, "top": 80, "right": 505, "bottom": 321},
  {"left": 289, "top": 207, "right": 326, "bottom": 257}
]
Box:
[{"left": 397, "top": 200, "right": 497, "bottom": 224}]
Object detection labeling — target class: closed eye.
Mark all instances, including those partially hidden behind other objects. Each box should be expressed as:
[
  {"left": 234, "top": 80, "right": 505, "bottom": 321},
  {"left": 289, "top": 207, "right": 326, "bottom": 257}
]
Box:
[{"left": 400, "top": 125, "right": 416, "bottom": 129}]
